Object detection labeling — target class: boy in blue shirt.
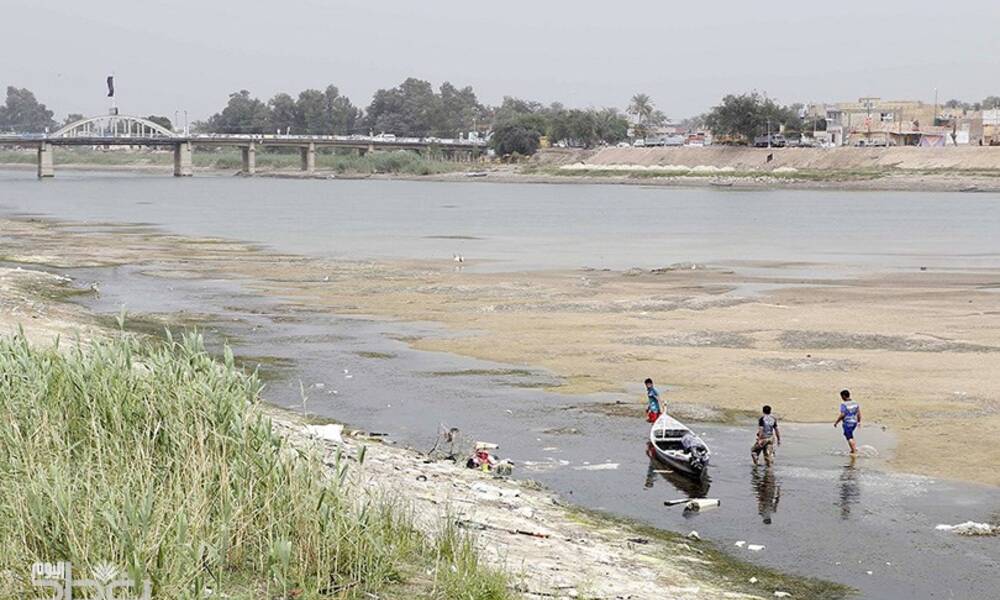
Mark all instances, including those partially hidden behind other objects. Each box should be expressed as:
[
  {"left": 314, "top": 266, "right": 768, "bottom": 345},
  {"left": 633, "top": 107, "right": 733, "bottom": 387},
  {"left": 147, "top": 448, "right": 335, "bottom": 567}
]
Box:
[
  {"left": 833, "top": 389, "right": 861, "bottom": 454},
  {"left": 645, "top": 378, "right": 662, "bottom": 423}
]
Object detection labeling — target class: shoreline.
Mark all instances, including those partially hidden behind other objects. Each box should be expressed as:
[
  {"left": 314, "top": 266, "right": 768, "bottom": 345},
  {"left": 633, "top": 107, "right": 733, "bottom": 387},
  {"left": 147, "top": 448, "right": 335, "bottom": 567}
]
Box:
[
  {"left": 5, "top": 160, "right": 1000, "bottom": 192},
  {"left": 0, "top": 258, "right": 848, "bottom": 600}
]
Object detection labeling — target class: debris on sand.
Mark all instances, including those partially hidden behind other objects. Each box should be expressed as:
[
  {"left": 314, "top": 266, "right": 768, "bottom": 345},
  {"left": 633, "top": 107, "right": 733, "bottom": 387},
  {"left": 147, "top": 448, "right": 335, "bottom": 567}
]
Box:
[
  {"left": 687, "top": 530, "right": 701, "bottom": 540},
  {"left": 303, "top": 424, "right": 343, "bottom": 443},
  {"left": 684, "top": 498, "right": 720, "bottom": 512},
  {"left": 747, "top": 544, "right": 766, "bottom": 552},
  {"left": 734, "top": 540, "right": 746, "bottom": 548},
  {"left": 935, "top": 521, "right": 997, "bottom": 536}
]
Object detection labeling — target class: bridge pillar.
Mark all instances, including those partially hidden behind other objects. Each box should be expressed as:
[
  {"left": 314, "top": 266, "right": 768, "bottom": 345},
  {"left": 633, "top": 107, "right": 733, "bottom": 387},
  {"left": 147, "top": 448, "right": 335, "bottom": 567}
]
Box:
[
  {"left": 37, "top": 142, "right": 54, "bottom": 178},
  {"left": 300, "top": 142, "right": 316, "bottom": 174},
  {"left": 241, "top": 143, "right": 256, "bottom": 175},
  {"left": 173, "top": 142, "right": 193, "bottom": 177}
]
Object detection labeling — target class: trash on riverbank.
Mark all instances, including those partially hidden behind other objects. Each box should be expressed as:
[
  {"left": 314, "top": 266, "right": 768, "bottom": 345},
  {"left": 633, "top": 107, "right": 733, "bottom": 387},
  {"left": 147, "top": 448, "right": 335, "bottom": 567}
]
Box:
[
  {"left": 747, "top": 544, "right": 766, "bottom": 552},
  {"left": 684, "top": 498, "right": 720, "bottom": 512},
  {"left": 303, "top": 423, "right": 343, "bottom": 443},
  {"left": 935, "top": 521, "right": 997, "bottom": 536}
]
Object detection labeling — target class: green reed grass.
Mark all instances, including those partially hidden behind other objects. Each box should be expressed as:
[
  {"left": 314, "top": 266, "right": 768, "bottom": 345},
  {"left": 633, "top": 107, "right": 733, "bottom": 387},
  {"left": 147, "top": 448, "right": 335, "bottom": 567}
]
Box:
[{"left": 0, "top": 330, "right": 512, "bottom": 599}]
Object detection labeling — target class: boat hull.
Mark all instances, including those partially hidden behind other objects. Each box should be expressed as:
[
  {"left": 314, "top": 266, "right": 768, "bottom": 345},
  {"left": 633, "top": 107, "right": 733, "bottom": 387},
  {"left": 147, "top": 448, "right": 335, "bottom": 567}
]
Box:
[{"left": 648, "top": 414, "right": 711, "bottom": 479}]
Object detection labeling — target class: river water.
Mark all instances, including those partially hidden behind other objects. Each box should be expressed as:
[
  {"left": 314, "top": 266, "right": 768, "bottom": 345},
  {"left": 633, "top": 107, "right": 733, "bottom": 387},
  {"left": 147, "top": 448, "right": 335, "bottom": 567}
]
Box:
[{"left": 1, "top": 169, "right": 998, "bottom": 599}]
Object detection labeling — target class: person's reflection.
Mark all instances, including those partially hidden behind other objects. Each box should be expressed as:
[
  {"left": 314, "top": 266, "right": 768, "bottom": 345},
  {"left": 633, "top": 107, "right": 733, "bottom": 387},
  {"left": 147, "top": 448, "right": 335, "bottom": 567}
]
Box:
[
  {"left": 751, "top": 465, "right": 781, "bottom": 524},
  {"left": 838, "top": 456, "right": 860, "bottom": 519}
]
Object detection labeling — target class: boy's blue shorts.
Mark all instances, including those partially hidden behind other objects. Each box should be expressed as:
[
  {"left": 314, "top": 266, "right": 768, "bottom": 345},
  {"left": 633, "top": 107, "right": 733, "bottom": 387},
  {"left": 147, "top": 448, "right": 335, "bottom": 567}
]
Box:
[{"left": 843, "top": 424, "right": 857, "bottom": 440}]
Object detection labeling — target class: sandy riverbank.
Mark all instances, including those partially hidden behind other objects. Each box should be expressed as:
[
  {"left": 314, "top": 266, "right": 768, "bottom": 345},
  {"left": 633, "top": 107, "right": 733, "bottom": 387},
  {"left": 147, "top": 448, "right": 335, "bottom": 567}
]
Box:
[
  {"left": 1, "top": 216, "right": 998, "bottom": 488},
  {"left": 0, "top": 247, "right": 846, "bottom": 599}
]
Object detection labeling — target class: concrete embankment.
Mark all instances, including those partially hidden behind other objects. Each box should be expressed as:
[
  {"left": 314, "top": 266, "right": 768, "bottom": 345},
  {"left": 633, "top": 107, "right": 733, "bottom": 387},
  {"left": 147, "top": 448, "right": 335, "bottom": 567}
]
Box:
[{"left": 535, "top": 146, "right": 1000, "bottom": 172}]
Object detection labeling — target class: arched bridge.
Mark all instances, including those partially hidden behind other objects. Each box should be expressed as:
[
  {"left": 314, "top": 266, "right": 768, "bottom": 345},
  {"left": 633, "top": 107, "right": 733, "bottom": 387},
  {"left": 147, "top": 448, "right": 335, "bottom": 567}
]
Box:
[
  {"left": 52, "top": 114, "right": 177, "bottom": 139},
  {"left": 0, "top": 113, "right": 487, "bottom": 178}
]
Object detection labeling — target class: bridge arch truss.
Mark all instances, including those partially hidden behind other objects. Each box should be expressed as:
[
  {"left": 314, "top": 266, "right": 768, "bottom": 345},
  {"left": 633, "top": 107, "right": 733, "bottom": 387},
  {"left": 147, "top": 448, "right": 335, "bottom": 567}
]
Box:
[{"left": 52, "top": 114, "right": 177, "bottom": 139}]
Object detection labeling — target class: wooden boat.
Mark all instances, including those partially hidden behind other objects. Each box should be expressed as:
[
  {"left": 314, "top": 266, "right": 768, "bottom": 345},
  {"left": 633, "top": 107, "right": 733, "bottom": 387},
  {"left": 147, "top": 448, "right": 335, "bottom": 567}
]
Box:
[{"left": 649, "top": 414, "right": 711, "bottom": 478}]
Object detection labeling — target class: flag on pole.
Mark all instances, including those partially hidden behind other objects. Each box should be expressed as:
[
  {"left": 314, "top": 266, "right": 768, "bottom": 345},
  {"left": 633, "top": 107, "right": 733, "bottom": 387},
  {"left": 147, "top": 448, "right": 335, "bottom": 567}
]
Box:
[{"left": 106, "top": 75, "right": 115, "bottom": 98}]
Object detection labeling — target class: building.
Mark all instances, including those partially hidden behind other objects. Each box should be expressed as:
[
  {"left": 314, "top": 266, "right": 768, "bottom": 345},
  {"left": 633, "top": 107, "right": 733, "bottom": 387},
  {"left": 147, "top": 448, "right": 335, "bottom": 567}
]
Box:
[
  {"left": 983, "top": 109, "right": 1000, "bottom": 145},
  {"left": 807, "top": 98, "right": 941, "bottom": 146}
]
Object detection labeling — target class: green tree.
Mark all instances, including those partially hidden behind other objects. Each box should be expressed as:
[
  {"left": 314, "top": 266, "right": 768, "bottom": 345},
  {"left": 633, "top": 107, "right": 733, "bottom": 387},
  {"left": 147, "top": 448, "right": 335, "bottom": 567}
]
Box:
[
  {"left": 627, "top": 93, "right": 666, "bottom": 138},
  {"left": 295, "top": 85, "right": 360, "bottom": 134},
  {"left": 366, "top": 78, "right": 440, "bottom": 137},
  {"left": 268, "top": 93, "right": 297, "bottom": 134},
  {"left": 206, "top": 90, "right": 271, "bottom": 133},
  {"left": 490, "top": 114, "right": 544, "bottom": 156},
  {"left": 492, "top": 96, "right": 543, "bottom": 125},
  {"left": 0, "top": 86, "right": 56, "bottom": 132},
  {"left": 549, "top": 108, "right": 601, "bottom": 148},
  {"left": 145, "top": 115, "right": 173, "bottom": 131},
  {"left": 703, "top": 92, "right": 798, "bottom": 143},
  {"left": 593, "top": 107, "right": 629, "bottom": 144},
  {"left": 437, "top": 82, "right": 485, "bottom": 137}
]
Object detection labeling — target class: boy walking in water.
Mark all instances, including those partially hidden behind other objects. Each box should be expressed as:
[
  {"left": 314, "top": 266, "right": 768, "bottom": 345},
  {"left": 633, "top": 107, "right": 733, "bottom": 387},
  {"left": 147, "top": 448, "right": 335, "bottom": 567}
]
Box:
[
  {"left": 645, "top": 378, "right": 662, "bottom": 423},
  {"left": 752, "top": 405, "right": 781, "bottom": 465},
  {"left": 833, "top": 389, "right": 861, "bottom": 454}
]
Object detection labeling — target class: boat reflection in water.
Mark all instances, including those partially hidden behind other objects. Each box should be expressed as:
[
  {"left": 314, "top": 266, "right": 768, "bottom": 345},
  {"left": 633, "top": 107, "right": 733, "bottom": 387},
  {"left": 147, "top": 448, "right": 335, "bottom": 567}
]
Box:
[{"left": 644, "top": 442, "right": 712, "bottom": 498}]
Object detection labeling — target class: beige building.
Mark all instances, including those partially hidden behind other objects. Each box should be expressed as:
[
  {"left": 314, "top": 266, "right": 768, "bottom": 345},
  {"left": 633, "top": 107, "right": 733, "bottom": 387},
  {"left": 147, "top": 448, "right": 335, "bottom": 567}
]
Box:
[{"left": 809, "top": 98, "right": 945, "bottom": 146}]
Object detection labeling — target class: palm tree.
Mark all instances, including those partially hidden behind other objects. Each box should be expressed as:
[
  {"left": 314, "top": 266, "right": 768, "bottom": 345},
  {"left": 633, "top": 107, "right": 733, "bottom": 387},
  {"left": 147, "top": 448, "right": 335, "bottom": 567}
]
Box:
[
  {"left": 628, "top": 93, "right": 666, "bottom": 139},
  {"left": 628, "top": 94, "right": 653, "bottom": 124}
]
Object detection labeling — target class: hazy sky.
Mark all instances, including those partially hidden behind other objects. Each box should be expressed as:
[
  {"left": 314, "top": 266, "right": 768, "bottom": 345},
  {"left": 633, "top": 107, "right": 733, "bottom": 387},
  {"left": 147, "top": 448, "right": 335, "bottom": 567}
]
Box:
[{"left": 5, "top": 0, "right": 1000, "bottom": 121}]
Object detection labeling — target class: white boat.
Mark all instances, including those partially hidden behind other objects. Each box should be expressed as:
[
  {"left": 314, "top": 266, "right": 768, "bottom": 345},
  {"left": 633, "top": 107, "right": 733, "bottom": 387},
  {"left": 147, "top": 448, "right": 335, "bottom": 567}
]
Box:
[{"left": 649, "top": 414, "right": 711, "bottom": 478}]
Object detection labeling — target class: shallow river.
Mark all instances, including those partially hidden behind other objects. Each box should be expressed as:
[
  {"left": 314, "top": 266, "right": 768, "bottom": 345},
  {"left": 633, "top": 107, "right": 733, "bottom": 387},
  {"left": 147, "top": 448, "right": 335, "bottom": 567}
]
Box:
[{"left": 1, "top": 170, "right": 998, "bottom": 599}]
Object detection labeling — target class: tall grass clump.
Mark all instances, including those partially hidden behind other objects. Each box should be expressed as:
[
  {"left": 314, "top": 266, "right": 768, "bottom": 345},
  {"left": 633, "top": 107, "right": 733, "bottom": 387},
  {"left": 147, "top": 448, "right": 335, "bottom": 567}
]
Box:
[{"left": 0, "top": 331, "right": 512, "bottom": 599}]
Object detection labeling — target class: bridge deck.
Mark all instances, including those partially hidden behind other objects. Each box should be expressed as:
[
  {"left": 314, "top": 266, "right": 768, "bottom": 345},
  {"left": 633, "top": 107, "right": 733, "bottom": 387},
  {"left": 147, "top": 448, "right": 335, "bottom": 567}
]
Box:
[{"left": 0, "top": 134, "right": 486, "bottom": 151}]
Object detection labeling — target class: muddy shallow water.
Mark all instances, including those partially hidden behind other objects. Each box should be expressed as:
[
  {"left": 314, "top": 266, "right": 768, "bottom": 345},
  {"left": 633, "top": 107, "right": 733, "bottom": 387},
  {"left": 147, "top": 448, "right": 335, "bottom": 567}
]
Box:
[{"left": 66, "top": 264, "right": 999, "bottom": 600}]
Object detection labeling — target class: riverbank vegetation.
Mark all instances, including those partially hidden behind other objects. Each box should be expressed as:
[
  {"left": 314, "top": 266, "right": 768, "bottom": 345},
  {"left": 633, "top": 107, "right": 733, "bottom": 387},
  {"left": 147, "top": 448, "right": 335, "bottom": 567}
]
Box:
[{"left": 0, "top": 331, "right": 512, "bottom": 599}]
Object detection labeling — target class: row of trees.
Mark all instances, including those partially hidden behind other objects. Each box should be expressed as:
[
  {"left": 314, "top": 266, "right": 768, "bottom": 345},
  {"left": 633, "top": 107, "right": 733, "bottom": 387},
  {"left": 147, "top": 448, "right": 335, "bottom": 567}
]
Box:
[
  {"left": 206, "top": 85, "right": 361, "bottom": 135},
  {"left": 203, "top": 79, "right": 481, "bottom": 138},
  {"left": 490, "top": 97, "right": 634, "bottom": 155},
  {"left": 202, "top": 78, "right": 641, "bottom": 153}
]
